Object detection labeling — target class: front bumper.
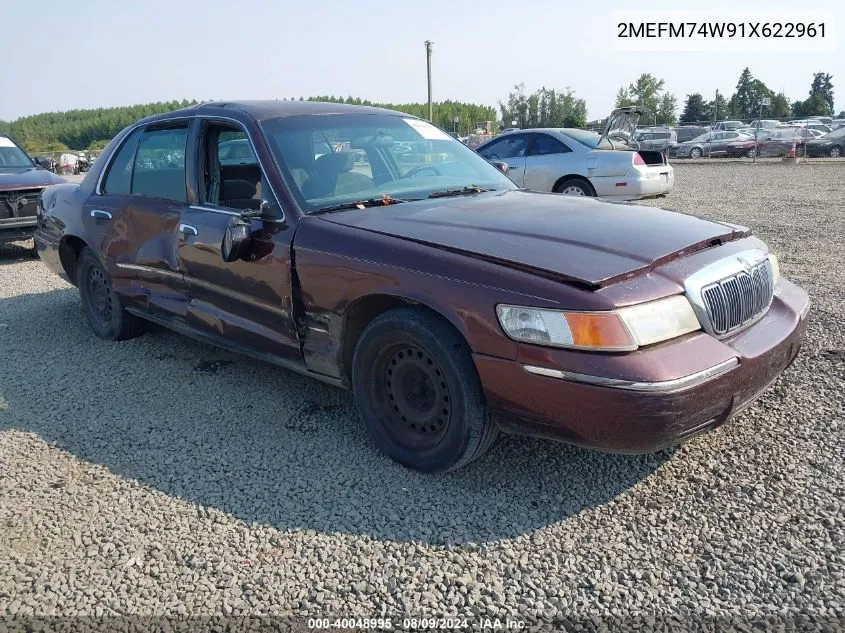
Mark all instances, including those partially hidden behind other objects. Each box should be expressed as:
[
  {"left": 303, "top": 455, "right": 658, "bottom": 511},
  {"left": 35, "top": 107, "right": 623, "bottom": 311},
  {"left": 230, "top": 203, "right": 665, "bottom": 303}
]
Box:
[
  {"left": 475, "top": 279, "right": 810, "bottom": 453},
  {"left": 0, "top": 217, "right": 37, "bottom": 242}
]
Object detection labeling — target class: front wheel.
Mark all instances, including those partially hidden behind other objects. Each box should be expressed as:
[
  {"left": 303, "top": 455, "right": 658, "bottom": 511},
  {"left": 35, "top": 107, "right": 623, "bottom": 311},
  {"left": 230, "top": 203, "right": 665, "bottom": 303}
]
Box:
[
  {"left": 77, "top": 248, "right": 143, "bottom": 341},
  {"left": 745, "top": 148, "right": 757, "bottom": 158},
  {"left": 830, "top": 146, "right": 842, "bottom": 158},
  {"left": 352, "top": 307, "right": 498, "bottom": 472},
  {"left": 689, "top": 147, "right": 703, "bottom": 159}
]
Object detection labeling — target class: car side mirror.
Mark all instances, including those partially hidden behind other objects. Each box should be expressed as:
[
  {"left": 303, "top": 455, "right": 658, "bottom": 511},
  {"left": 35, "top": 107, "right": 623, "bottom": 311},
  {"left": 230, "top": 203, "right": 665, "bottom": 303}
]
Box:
[
  {"left": 221, "top": 216, "right": 252, "bottom": 263},
  {"left": 489, "top": 160, "right": 509, "bottom": 175}
]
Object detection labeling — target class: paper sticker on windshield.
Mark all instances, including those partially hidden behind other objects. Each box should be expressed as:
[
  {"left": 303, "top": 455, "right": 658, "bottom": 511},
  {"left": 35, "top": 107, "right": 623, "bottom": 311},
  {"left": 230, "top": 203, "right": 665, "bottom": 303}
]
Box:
[
  {"left": 403, "top": 118, "right": 451, "bottom": 140},
  {"left": 0, "top": 137, "right": 16, "bottom": 147}
]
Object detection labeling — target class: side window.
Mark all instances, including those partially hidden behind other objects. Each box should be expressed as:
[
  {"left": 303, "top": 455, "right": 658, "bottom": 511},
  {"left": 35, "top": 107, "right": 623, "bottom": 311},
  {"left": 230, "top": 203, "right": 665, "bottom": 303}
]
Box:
[
  {"left": 478, "top": 135, "right": 529, "bottom": 160},
  {"left": 131, "top": 127, "right": 188, "bottom": 203},
  {"left": 102, "top": 128, "right": 143, "bottom": 195},
  {"left": 201, "top": 122, "right": 280, "bottom": 216},
  {"left": 529, "top": 134, "right": 571, "bottom": 156},
  {"left": 218, "top": 131, "right": 257, "bottom": 166}
]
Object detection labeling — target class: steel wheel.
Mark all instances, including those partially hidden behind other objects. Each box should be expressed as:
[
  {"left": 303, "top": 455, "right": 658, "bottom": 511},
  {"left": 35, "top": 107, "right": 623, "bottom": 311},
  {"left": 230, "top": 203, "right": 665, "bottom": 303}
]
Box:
[
  {"left": 370, "top": 342, "right": 451, "bottom": 450},
  {"left": 690, "top": 147, "right": 702, "bottom": 159},
  {"left": 830, "top": 146, "right": 842, "bottom": 158},
  {"left": 85, "top": 265, "right": 113, "bottom": 327}
]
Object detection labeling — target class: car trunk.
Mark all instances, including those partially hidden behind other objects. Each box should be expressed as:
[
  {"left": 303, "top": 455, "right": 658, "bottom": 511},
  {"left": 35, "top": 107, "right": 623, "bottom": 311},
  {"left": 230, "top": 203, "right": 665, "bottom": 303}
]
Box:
[{"left": 636, "top": 150, "right": 666, "bottom": 166}]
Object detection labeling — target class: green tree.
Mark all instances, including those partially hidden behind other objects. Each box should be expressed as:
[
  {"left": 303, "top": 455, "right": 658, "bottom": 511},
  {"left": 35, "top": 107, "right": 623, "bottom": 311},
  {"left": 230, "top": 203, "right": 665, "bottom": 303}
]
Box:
[
  {"left": 614, "top": 87, "right": 633, "bottom": 108},
  {"left": 809, "top": 72, "right": 834, "bottom": 115},
  {"left": 656, "top": 93, "right": 678, "bottom": 125},
  {"left": 727, "top": 68, "right": 774, "bottom": 120},
  {"left": 618, "top": 74, "right": 665, "bottom": 115},
  {"left": 709, "top": 92, "right": 730, "bottom": 120},
  {"left": 769, "top": 92, "right": 791, "bottom": 118},
  {"left": 679, "top": 93, "right": 711, "bottom": 123},
  {"left": 498, "top": 85, "right": 587, "bottom": 129}
]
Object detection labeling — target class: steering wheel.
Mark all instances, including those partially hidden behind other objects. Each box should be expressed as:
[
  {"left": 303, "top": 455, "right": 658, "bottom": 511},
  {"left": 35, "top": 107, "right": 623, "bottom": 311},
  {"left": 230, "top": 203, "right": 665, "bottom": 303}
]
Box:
[{"left": 405, "top": 164, "right": 443, "bottom": 178}]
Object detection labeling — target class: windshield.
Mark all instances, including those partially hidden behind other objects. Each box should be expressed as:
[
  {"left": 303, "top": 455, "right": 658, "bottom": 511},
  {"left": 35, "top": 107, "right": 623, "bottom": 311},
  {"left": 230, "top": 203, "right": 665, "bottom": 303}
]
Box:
[
  {"left": 0, "top": 137, "right": 36, "bottom": 168},
  {"left": 259, "top": 114, "right": 516, "bottom": 212}
]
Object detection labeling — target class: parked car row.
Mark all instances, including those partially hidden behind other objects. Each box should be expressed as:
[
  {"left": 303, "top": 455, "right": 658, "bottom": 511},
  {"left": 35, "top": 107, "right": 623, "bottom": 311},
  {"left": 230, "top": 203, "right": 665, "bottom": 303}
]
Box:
[
  {"left": 31, "top": 100, "right": 810, "bottom": 473},
  {"left": 474, "top": 107, "right": 674, "bottom": 201}
]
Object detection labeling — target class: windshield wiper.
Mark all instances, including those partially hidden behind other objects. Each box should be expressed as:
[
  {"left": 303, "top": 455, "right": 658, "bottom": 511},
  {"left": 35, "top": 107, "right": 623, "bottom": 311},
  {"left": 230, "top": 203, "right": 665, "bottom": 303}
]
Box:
[
  {"left": 427, "top": 186, "right": 496, "bottom": 199},
  {"left": 310, "top": 194, "right": 416, "bottom": 215}
]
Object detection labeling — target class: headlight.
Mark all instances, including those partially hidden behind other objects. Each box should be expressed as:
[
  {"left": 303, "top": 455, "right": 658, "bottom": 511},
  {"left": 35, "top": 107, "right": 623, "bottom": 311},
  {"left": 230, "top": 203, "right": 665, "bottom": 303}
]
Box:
[
  {"left": 768, "top": 252, "right": 781, "bottom": 285},
  {"left": 496, "top": 295, "right": 701, "bottom": 352}
]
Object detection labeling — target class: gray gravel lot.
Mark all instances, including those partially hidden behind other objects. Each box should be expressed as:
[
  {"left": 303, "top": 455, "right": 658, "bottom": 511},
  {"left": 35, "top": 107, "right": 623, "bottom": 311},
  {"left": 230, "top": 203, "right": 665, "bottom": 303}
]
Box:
[{"left": 1, "top": 161, "right": 843, "bottom": 629}]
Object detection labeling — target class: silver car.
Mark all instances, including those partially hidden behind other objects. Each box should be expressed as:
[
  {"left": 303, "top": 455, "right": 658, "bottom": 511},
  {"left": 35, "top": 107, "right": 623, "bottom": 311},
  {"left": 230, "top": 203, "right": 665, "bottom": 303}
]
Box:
[
  {"left": 475, "top": 108, "right": 674, "bottom": 200},
  {"left": 667, "top": 130, "right": 751, "bottom": 158}
]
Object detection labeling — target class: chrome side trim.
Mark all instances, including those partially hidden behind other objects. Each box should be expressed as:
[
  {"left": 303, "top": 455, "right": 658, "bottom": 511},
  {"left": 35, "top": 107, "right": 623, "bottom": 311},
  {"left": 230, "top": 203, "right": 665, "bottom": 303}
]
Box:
[
  {"left": 188, "top": 204, "right": 240, "bottom": 217},
  {"left": 522, "top": 358, "right": 739, "bottom": 392},
  {"left": 113, "top": 262, "right": 183, "bottom": 280}
]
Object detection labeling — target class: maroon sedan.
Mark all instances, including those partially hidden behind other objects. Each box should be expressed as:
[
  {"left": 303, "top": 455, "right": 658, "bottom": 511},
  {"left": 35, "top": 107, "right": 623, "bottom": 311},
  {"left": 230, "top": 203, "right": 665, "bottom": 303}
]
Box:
[{"left": 34, "top": 101, "right": 810, "bottom": 472}]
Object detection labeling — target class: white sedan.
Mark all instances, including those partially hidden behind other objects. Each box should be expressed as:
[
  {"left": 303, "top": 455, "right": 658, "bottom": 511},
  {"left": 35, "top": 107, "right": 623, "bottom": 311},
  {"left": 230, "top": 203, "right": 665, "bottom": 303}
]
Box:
[{"left": 475, "top": 108, "right": 674, "bottom": 200}]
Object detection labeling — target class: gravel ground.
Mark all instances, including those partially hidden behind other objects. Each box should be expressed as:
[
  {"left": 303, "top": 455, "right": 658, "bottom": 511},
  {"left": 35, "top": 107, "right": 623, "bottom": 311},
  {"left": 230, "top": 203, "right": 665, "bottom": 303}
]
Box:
[{"left": 1, "top": 162, "right": 843, "bottom": 630}]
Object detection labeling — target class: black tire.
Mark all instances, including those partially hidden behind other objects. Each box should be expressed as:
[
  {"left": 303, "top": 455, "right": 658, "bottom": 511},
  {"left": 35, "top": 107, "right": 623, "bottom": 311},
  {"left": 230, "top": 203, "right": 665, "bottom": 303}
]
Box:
[
  {"left": 77, "top": 248, "right": 143, "bottom": 341},
  {"left": 553, "top": 177, "right": 595, "bottom": 197},
  {"left": 689, "top": 147, "right": 703, "bottom": 159},
  {"left": 352, "top": 307, "right": 498, "bottom": 472}
]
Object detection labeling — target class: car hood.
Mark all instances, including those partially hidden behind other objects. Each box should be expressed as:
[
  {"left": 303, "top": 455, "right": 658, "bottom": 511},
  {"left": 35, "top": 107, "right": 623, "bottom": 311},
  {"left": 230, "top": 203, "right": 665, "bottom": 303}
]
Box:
[
  {"left": 319, "top": 190, "right": 751, "bottom": 288},
  {"left": 806, "top": 137, "right": 837, "bottom": 146},
  {"left": 0, "top": 168, "right": 65, "bottom": 191}
]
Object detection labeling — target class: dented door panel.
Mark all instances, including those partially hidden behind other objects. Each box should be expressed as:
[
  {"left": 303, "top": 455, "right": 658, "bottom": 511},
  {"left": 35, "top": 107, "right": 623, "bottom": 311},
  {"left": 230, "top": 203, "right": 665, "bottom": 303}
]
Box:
[{"left": 176, "top": 207, "right": 301, "bottom": 363}]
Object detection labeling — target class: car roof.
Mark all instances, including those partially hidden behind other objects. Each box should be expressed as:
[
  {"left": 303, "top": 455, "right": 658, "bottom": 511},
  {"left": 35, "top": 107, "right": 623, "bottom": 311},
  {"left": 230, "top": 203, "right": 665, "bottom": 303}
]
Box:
[{"left": 134, "top": 100, "right": 409, "bottom": 125}]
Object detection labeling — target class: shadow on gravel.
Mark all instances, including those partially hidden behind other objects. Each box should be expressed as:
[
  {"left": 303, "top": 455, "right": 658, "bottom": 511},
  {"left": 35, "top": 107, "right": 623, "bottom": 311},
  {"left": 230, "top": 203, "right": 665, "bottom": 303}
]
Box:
[
  {"left": 0, "top": 240, "right": 38, "bottom": 265},
  {"left": 1, "top": 289, "right": 667, "bottom": 544}
]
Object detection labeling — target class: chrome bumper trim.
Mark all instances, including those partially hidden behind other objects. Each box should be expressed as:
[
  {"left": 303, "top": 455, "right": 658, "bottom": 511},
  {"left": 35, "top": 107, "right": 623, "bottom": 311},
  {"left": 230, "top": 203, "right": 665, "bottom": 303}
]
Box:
[
  {"left": 0, "top": 217, "right": 37, "bottom": 228},
  {"left": 523, "top": 358, "right": 739, "bottom": 392}
]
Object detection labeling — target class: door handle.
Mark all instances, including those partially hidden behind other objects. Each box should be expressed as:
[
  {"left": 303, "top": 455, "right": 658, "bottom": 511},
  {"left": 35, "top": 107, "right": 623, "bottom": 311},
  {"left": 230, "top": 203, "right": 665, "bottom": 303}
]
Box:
[
  {"left": 179, "top": 224, "right": 198, "bottom": 236},
  {"left": 90, "top": 209, "right": 112, "bottom": 220}
]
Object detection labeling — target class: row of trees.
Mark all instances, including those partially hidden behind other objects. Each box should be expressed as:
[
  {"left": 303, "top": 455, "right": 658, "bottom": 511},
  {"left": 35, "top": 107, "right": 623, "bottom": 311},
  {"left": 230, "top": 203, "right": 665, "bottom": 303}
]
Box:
[
  {"left": 497, "top": 84, "right": 588, "bottom": 129},
  {"left": 0, "top": 100, "right": 199, "bottom": 153},
  {"left": 615, "top": 69, "right": 841, "bottom": 127},
  {"left": 303, "top": 96, "right": 496, "bottom": 136},
  {"left": 0, "top": 97, "right": 496, "bottom": 153},
  {"left": 2, "top": 71, "right": 841, "bottom": 152},
  {"left": 679, "top": 69, "right": 838, "bottom": 125}
]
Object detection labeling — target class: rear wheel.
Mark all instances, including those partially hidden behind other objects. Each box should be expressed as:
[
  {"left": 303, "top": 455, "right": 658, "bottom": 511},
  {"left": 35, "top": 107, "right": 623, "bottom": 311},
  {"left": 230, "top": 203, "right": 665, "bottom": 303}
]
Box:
[
  {"left": 745, "top": 148, "right": 757, "bottom": 158},
  {"left": 77, "top": 248, "right": 143, "bottom": 341},
  {"left": 352, "top": 307, "right": 498, "bottom": 472},
  {"left": 689, "top": 147, "right": 703, "bottom": 159},
  {"left": 553, "top": 178, "right": 595, "bottom": 197}
]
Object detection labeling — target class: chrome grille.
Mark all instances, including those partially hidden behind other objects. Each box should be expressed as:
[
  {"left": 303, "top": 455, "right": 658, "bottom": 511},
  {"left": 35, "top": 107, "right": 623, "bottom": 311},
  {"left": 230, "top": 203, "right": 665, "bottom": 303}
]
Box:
[{"left": 701, "top": 259, "right": 774, "bottom": 335}]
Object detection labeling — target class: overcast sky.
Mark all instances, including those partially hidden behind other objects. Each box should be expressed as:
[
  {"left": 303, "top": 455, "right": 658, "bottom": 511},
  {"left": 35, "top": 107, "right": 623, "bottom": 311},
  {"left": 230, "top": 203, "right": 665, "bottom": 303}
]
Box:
[{"left": 2, "top": 0, "right": 842, "bottom": 122}]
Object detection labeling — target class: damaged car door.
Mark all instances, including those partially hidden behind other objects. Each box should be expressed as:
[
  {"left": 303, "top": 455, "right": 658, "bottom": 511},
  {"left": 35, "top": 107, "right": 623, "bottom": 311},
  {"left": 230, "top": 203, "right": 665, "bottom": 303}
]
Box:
[
  {"left": 90, "top": 121, "right": 191, "bottom": 318},
  {"left": 175, "top": 118, "right": 301, "bottom": 363}
]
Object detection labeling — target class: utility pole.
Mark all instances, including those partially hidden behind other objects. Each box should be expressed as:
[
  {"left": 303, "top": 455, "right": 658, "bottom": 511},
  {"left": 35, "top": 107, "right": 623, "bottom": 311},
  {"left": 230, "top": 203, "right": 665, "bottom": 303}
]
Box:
[
  {"left": 754, "top": 97, "right": 771, "bottom": 164},
  {"left": 425, "top": 40, "right": 433, "bottom": 122},
  {"left": 710, "top": 89, "right": 718, "bottom": 160}
]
